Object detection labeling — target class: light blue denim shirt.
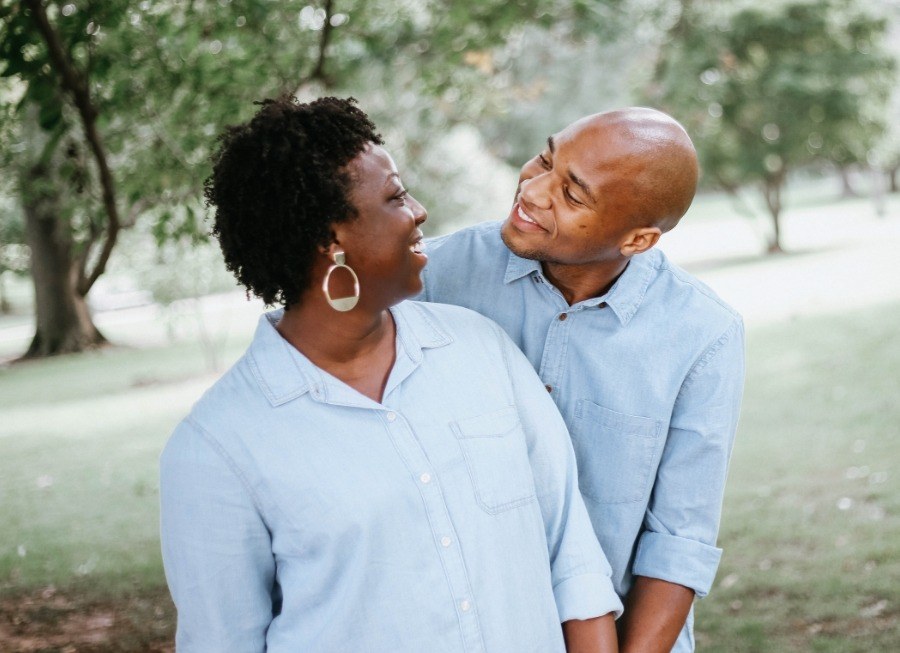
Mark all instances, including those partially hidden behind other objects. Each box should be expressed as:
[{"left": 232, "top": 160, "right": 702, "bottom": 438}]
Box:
[
  {"left": 421, "top": 222, "right": 745, "bottom": 652},
  {"left": 160, "top": 300, "right": 622, "bottom": 652}
]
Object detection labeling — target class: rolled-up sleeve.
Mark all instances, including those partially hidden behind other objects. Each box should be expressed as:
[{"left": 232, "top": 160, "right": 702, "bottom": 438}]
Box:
[
  {"left": 160, "top": 419, "right": 275, "bottom": 652},
  {"left": 633, "top": 317, "right": 745, "bottom": 597},
  {"left": 498, "top": 327, "right": 624, "bottom": 621}
]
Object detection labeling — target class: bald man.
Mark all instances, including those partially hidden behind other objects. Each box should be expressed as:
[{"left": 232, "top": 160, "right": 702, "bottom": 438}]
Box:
[{"left": 419, "top": 109, "right": 745, "bottom": 652}]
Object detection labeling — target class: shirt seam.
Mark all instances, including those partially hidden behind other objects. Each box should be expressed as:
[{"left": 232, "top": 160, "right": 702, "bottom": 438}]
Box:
[
  {"left": 184, "top": 415, "right": 273, "bottom": 528},
  {"left": 678, "top": 317, "right": 743, "bottom": 395}
]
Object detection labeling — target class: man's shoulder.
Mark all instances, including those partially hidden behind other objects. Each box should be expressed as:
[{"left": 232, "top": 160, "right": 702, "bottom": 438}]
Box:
[
  {"left": 427, "top": 221, "right": 505, "bottom": 262},
  {"left": 645, "top": 249, "right": 741, "bottom": 325},
  {"left": 421, "top": 222, "right": 512, "bottom": 306}
]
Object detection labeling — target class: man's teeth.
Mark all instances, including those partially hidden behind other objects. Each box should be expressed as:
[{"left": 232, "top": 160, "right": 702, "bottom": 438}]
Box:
[{"left": 518, "top": 206, "right": 536, "bottom": 224}]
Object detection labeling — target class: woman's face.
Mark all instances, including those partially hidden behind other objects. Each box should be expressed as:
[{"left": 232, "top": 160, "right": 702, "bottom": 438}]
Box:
[{"left": 332, "top": 143, "right": 428, "bottom": 309}]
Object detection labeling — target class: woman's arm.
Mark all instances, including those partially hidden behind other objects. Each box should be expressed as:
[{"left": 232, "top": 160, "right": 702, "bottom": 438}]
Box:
[
  {"left": 496, "top": 326, "right": 623, "bottom": 649},
  {"left": 160, "top": 419, "right": 275, "bottom": 653}
]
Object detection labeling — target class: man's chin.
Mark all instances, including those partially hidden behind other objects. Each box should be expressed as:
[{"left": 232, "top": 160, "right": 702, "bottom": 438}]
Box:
[{"left": 500, "top": 220, "right": 544, "bottom": 262}]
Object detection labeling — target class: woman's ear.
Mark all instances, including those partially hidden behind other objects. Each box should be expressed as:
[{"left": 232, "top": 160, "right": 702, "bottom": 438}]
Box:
[{"left": 319, "top": 228, "right": 341, "bottom": 256}]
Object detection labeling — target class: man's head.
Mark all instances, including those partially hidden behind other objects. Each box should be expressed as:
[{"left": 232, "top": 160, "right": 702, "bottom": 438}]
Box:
[{"left": 500, "top": 108, "right": 698, "bottom": 266}]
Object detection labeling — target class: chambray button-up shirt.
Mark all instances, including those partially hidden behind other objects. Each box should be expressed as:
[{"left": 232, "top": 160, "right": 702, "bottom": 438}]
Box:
[
  {"left": 160, "top": 300, "right": 622, "bottom": 653},
  {"left": 422, "top": 222, "right": 745, "bottom": 652}
]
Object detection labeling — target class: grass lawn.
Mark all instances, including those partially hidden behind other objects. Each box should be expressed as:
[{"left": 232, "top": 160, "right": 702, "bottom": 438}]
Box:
[
  {"left": 0, "top": 301, "right": 898, "bottom": 650},
  {"left": 694, "top": 303, "right": 900, "bottom": 651}
]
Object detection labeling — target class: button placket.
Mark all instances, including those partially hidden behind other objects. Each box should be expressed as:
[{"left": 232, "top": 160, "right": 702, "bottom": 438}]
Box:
[{"left": 380, "top": 411, "right": 485, "bottom": 651}]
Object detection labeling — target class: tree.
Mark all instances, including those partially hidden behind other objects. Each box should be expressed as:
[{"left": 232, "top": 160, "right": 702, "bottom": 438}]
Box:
[
  {"left": 648, "top": 0, "right": 894, "bottom": 253},
  {"left": 1, "top": 0, "right": 628, "bottom": 358}
]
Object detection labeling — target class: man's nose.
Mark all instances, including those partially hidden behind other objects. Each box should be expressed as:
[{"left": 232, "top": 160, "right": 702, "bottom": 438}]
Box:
[{"left": 519, "top": 173, "right": 551, "bottom": 210}]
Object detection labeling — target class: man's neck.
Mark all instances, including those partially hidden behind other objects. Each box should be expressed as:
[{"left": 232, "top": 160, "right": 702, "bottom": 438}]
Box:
[{"left": 542, "top": 258, "right": 630, "bottom": 306}]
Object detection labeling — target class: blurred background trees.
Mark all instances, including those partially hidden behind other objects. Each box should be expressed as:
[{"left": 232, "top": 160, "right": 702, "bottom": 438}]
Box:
[
  {"left": 647, "top": 0, "right": 894, "bottom": 252},
  {"left": 0, "top": 0, "right": 897, "bottom": 357}
]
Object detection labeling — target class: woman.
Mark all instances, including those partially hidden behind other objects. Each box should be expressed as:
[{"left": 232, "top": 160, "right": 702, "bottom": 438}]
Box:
[{"left": 160, "top": 96, "right": 621, "bottom": 652}]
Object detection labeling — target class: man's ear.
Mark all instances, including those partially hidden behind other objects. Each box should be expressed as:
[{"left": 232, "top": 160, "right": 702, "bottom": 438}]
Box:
[{"left": 620, "top": 227, "right": 661, "bottom": 256}]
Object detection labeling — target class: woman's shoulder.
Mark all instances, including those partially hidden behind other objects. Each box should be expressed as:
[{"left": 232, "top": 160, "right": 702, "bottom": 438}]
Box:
[{"left": 400, "top": 299, "right": 506, "bottom": 338}]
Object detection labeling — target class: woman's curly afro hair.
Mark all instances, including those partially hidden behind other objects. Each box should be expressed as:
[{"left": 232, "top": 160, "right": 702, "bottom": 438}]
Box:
[{"left": 205, "top": 95, "right": 383, "bottom": 307}]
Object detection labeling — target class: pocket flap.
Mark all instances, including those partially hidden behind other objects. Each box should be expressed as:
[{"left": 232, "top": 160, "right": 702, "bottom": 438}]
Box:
[{"left": 576, "top": 401, "right": 660, "bottom": 439}]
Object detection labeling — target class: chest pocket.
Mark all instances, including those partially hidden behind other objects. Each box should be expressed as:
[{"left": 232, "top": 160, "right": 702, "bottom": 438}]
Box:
[
  {"left": 572, "top": 401, "right": 662, "bottom": 505},
  {"left": 452, "top": 406, "right": 537, "bottom": 515}
]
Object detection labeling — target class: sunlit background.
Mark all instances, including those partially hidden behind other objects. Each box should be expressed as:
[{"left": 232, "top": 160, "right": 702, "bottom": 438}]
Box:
[{"left": 1, "top": 0, "right": 898, "bottom": 650}]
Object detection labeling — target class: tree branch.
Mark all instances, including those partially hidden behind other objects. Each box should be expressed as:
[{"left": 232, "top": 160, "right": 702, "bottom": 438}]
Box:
[
  {"left": 311, "top": 0, "right": 335, "bottom": 82},
  {"left": 25, "top": 0, "right": 121, "bottom": 296},
  {"left": 296, "top": 0, "right": 336, "bottom": 89}
]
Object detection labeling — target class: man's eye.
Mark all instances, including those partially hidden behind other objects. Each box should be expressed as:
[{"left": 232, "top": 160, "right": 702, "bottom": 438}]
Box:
[
  {"left": 538, "top": 154, "right": 551, "bottom": 170},
  {"left": 564, "top": 186, "right": 582, "bottom": 205}
]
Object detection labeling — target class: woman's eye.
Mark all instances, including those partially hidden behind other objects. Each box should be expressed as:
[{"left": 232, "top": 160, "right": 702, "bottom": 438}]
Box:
[{"left": 393, "top": 189, "right": 409, "bottom": 203}]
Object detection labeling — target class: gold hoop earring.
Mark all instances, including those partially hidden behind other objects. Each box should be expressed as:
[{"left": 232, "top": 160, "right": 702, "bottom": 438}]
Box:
[{"left": 322, "top": 250, "right": 360, "bottom": 312}]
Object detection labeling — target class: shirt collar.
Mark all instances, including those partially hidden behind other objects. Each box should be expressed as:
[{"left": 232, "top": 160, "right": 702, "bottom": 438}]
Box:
[
  {"left": 248, "top": 302, "right": 452, "bottom": 407},
  {"left": 503, "top": 248, "right": 657, "bottom": 326}
]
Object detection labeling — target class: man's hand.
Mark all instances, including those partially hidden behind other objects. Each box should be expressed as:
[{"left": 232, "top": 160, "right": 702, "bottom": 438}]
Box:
[
  {"left": 562, "top": 613, "right": 619, "bottom": 653},
  {"left": 616, "top": 576, "right": 694, "bottom": 653}
]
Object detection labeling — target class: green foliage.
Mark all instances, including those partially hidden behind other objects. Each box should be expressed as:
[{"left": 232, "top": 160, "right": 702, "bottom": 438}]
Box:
[{"left": 648, "top": 0, "right": 894, "bottom": 249}]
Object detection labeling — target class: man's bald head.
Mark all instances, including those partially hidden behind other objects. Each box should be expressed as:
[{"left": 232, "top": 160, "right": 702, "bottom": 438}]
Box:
[
  {"left": 503, "top": 107, "right": 699, "bottom": 269},
  {"left": 569, "top": 108, "right": 699, "bottom": 232}
]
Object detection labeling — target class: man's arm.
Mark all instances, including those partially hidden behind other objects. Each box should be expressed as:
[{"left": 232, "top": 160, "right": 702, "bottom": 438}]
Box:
[
  {"left": 616, "top": 577, "right": 693, "bottom": 653},
  {"left": 622, "top": 317, "right": 746, "bottom": 652},
  {"left": 565, "top": 615, "right": 620, "bottom": 653}
]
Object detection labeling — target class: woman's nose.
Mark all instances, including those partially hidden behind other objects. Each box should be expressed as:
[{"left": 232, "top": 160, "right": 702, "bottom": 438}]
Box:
[{"left": 410, "top": 194, "right": 427, "bottom": 224}]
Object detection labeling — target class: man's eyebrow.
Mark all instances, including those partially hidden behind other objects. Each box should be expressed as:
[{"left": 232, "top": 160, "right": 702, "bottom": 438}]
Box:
[
  {"left": 547, "top": 136, "right": 555, "bottom": 153},
  {"left": 568, "top": 169, "right": 596, "bottom": 204}
]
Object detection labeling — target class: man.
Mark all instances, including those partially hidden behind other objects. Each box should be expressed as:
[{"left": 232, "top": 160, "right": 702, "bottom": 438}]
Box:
[{"left": 420, "top": 108, "right": 745, "bottom": 652}]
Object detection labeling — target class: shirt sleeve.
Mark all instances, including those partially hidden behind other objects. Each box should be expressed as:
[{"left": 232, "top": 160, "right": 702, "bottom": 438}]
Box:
[
  {"left": 160, "top": 418, "right": 276, "bottom": 652},
  {"left": 632, "top": 316, "right": 746, "bottom": 598},
  {"left": 496, "top": 325, "right": 624, "bottom": 622}
]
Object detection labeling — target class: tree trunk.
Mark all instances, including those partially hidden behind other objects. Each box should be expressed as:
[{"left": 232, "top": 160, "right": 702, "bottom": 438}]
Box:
[
  {"left": 838, "top": 165, "right": 859, "bottom": 198},
  {"left": 20, "top": 163, "right": 105, "bottom": 358},
  {"left": 0, "top": 273, "right": 10, "bottom": 314},
  {"left": 762, "top": 177, "right": 785, "bottom": 254},
  {"left": 889, "top": 165, "right": 899, "bottom": 194}
]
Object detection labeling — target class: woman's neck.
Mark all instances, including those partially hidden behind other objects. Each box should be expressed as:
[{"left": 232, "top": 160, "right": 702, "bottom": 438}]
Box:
[{"left": 275, "top": 295, "right": 397, "bottom": 403}]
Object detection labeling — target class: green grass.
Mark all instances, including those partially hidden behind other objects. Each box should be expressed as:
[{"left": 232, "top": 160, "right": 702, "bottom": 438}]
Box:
[
  {"left": 694, "top": 303, "right": 900, "bottom": 651},
  {"left": 0, "top": 340, "right": 248, "bottom": 598},
  {"left": 0, "top": 303, "right": 898, "bottom": 650}
]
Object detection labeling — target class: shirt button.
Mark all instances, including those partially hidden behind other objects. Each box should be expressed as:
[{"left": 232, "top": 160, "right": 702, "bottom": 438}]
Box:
[
  {"left": 419, "top": 472, "right": 432, "bottom": 484},
  {"left": 460, "top": 599, "right": 471, "bottom": 612},
  {"left": 441, "top": 536, "right": 452, "bottom": 548},
  {"left": 558, "top": 313, "right": 568, "bottom": 321},
  {"left": 545, "top": 384, "right": 552, "bottom": 393},
  {"left": 386, "top": 411, "right": 397, "bottom": 422}
]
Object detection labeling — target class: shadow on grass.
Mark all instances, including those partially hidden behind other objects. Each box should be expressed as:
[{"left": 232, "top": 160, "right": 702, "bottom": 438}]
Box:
[
  {"left": 680, "top": 245, "right": 842, "bottom": 275},
  {"left": 0, "top": 583, "right": 175, "bottom": 652}
]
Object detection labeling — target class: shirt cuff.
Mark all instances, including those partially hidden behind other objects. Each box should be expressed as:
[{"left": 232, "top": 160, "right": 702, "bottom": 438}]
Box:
[
  {"left": 554, "top": 572, "right": 624, "bottom": 622},
  {"left": 632, "top": 530, "right": 723, "bottom": 598}
]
